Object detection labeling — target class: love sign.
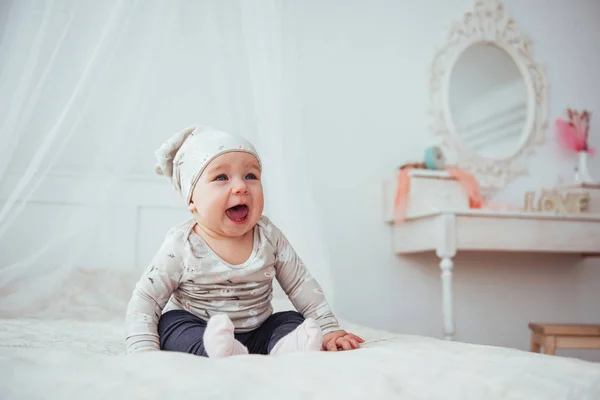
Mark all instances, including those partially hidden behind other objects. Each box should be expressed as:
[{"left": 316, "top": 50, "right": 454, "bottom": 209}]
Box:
[{"left": 524, "top": 190, "right": 590, "bottom": 214}]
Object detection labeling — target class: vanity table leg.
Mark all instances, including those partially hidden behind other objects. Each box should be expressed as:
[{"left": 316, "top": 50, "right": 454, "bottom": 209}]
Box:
[
  {"left": 439, "top": 256, "right": 455, "bottom": 341},
  {"left": 436, "top": 213, "right": 457, "bottom": 341}
]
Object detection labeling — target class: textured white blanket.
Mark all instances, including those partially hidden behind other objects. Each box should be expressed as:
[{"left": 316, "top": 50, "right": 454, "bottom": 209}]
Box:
[{"left": 1, "top": 316, "right": 599, "bottom": 400}]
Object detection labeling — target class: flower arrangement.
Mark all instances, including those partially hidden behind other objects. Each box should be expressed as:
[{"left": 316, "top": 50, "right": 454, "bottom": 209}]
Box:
[
  {"left": 555, "top": 108, "right": 596, "bottom": 183},
  {"left": 556, "top": 108, "right": 594, "bottom": 155}
]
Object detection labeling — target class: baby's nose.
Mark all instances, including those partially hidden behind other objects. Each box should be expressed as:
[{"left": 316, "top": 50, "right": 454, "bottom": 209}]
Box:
[{"left": 232, "top": 179, "right": 249, "bottom": 194}]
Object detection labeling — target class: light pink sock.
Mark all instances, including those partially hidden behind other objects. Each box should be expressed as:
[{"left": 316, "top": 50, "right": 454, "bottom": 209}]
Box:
[
  {"left": 203, "top": 314, "right": 248, "bottom": 358},
  {"left": 270, "top": 318, "right": 323, "bottom": 355}
]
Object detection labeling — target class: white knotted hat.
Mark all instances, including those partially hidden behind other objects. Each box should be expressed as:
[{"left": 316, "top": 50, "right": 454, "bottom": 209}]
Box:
[{"left": 154, "top": 125, "right": 261, "bottom": 204}]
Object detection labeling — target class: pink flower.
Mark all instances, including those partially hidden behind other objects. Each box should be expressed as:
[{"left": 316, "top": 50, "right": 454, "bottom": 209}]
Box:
[{"left": 556, "top": 109, "right": 595, "bottom": 155}]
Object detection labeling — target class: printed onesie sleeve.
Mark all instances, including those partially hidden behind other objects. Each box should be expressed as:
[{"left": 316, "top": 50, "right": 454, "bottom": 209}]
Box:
[
  {"left": 267, "top": 220, "right": 341, "bottom": 335},
  {"left": 125, "top": 228, "right": 183, "bottom": 353}
]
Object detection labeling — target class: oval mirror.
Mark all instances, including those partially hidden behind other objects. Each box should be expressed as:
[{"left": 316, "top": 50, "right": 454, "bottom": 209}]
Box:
[{"left": 448, "top": 43, "right": 527, "bottom": 160}]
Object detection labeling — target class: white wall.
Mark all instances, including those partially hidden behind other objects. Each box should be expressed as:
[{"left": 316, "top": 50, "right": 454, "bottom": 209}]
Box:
[
  {"left": 1, "top": 0, "right": 599, "bottom": 361},
  {"left": 291, "top": 0, "right": 600, "bottom": 361}
]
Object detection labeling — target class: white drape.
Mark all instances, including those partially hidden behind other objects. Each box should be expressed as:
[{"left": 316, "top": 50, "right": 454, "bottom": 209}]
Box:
[{"left": 0, "top": 0, "right": 335, "bottom": 319}]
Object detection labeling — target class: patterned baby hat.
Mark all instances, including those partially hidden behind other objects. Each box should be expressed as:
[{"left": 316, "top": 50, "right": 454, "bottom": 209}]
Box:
[{"left": 154, "top": 125, "right": 261, "bottom": 204}]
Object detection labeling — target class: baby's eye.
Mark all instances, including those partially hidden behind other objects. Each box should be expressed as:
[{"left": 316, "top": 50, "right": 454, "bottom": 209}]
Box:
[
  {"left": 245, "top": 173, "right": 258, "bottom": 180},
  {"left": 215, "top": 174, "right": 228, "bottom": 181}
]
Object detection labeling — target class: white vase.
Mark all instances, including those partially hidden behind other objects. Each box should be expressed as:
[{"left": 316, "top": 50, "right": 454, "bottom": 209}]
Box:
[{"left": 575, "top": 151, "right": 595, "bottom": 184}]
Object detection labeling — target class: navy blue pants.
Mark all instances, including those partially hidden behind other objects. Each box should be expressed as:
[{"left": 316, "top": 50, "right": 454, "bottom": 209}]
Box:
[{"left": 158, "top": 310, "right": 305, "bottom": 356}]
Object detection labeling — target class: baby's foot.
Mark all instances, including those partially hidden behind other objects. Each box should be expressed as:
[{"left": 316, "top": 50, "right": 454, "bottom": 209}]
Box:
[
  {"left": 270, "top": 318, "right": 323, "bottom": 355},
  {"left": 203, "top": 314, "right": 248, "bottom": 358}
]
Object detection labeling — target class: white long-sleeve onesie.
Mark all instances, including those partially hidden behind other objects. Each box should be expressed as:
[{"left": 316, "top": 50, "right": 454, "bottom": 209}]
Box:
[{"left": 125, "top": 216, "right": 340, "bottom": 353}]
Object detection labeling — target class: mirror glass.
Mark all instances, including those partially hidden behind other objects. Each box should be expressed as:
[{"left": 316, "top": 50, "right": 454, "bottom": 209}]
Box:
[{"left": 448, "top": 43, "right": 527, "bottom": 159}]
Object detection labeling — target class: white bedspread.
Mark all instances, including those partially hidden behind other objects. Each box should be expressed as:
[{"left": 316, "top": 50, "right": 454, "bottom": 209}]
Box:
[{"left": 1, "top": 316, "right": 599, "bottom": 400}]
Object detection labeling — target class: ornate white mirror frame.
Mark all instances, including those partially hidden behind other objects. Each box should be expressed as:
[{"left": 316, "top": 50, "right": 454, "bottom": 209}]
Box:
[{"left": 430, "top": 0, "right": 548, "bottom": 189}]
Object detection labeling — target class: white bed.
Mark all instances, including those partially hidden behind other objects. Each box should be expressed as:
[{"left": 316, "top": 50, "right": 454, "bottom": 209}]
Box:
[{"left": 1, "top": 305, "right": 599, "bottom": 400}]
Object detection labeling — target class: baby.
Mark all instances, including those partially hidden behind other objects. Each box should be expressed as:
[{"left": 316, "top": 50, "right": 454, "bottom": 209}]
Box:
[{"left": 125, "top": 125, "right": 364, "bottom": 357}]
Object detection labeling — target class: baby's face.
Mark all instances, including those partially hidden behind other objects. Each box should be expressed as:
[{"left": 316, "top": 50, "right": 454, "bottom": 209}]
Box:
[{"left": 189, "top": 152, "right": 264, "bottom": 238}]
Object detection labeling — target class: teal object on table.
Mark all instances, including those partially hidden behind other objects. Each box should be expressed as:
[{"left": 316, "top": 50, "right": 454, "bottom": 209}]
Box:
[{"left": 424, "top": 145, "right": 446, "bottom": 170}]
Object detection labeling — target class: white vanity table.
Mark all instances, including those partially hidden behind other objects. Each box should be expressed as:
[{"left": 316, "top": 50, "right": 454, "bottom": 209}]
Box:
[
  {"left": 393, "top": 209, "right": 600, "bottom": 341},
  {"left": 385, "top": 171, "right": 600, "bottom": 341},
  {"left": 387, "top": 0, "right": 600, "bottom": 341}
]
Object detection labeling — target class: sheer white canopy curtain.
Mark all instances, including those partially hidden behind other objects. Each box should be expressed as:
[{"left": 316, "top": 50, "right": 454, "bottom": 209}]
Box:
[{"left": 0, "top": 0, "right": 335, "bottom": 320}]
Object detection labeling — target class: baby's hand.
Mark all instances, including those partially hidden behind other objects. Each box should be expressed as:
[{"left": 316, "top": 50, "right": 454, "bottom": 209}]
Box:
[{"left": 322, "top": 330, "right": 364, "bottom": 351}]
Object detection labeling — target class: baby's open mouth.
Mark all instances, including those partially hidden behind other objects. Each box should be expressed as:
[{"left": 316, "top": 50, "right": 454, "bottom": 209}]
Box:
[{"left": 226, "top": 204, "right": 249, "bottom": 222}]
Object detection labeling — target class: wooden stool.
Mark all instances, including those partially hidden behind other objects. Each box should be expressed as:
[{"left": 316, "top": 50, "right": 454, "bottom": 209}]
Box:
[{"left": 528, "top": 323, "right": 600, "bottom": 355}]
